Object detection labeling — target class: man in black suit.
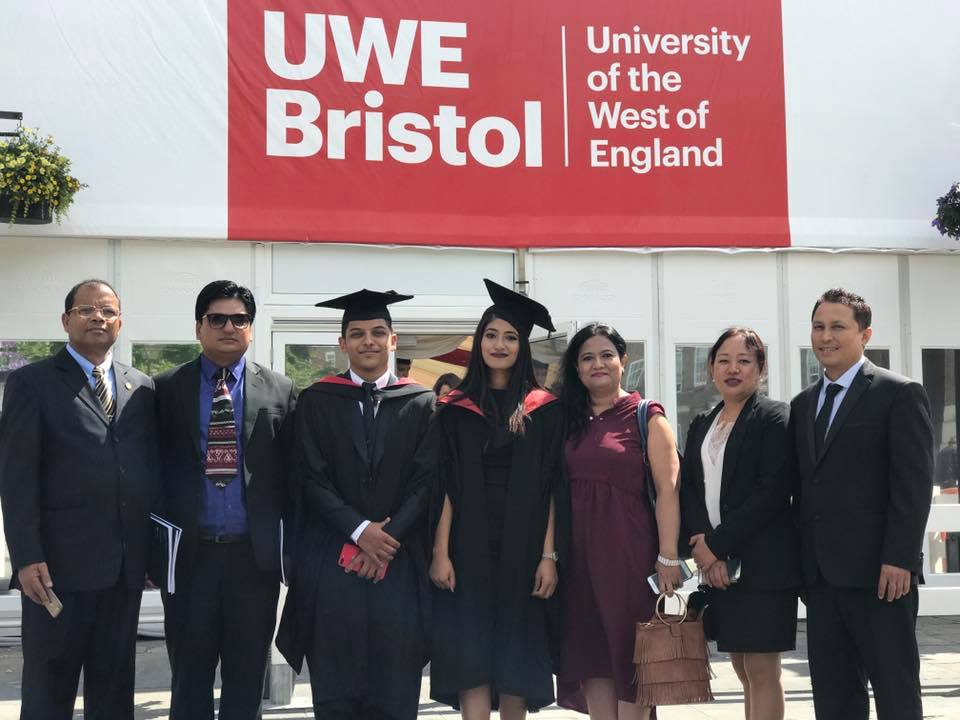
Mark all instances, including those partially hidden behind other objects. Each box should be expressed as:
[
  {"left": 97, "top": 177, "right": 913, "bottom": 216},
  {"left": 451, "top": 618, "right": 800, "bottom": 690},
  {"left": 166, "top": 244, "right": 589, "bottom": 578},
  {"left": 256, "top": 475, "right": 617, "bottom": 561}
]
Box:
[
  {"left": 0, "top": 279, "right": 158, "bottom": 719},
  {"left": 789, "top": 288, "right": 934, "bottom": 720},
  {"left": 154, "top": 280, "right": 296, "bottom": 719}
]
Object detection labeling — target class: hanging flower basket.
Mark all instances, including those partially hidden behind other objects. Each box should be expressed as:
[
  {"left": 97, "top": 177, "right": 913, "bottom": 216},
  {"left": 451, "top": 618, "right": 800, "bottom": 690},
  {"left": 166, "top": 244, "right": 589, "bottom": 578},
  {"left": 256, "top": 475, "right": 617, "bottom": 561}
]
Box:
[
  {"left": 0, "top": 128, "right": 85, "bottom": 225},
  {"left": 932, "top": 182, "right": 960, "bottom": 241},
  {"left": 0, "top": 194, "right": 51, "bottom": 224}
]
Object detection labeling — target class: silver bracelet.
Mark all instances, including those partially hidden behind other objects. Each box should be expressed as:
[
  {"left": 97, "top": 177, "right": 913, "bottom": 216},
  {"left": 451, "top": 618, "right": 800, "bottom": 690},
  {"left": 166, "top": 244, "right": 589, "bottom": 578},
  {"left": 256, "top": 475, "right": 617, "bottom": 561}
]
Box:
[{"left": 657, "top": 554, "right": 682, "bottom": 567}]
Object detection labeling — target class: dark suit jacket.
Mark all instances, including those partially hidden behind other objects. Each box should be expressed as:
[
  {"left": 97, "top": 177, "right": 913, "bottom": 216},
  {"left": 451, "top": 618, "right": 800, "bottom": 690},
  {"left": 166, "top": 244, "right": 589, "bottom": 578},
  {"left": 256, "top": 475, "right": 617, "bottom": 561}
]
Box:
[
  {"left": 0, "top": 349, "right": 159, "bottom": 592},
  {"left": 789, "top": 360, "right": 934, "bottom": 587},
  {"left": 154, "top": 357, "right": 296, "bottom": 585},
  {"left": 680, "top": 393, "right": 801, "bottom": 590}
]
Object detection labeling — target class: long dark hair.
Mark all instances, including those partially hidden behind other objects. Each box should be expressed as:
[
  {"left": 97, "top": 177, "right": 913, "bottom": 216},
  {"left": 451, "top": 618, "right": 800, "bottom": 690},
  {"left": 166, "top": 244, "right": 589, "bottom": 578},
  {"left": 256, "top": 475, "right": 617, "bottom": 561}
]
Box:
[
  {"left": 557, "top": 322, "right": 628, "bottom": 445},
  {"left": 455, "top": 308, "right": 541, "bottom": 434}
]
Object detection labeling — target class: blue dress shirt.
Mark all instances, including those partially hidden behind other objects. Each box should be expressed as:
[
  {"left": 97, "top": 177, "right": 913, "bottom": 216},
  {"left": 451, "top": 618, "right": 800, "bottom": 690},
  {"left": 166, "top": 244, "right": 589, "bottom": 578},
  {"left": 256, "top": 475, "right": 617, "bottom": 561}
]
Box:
[
  {"left": 198, "top": 354, "right": 248, "bottom": 535},
  {"left": 66, "top": 344, "right": 115, "bottom": 398}
]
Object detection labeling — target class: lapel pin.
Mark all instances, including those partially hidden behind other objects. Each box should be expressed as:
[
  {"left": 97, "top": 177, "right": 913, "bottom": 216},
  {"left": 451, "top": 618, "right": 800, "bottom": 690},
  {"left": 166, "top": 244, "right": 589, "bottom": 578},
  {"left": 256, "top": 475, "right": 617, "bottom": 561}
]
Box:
[{"left": 125, "top": 381, "right": 132, "bottom": 390}]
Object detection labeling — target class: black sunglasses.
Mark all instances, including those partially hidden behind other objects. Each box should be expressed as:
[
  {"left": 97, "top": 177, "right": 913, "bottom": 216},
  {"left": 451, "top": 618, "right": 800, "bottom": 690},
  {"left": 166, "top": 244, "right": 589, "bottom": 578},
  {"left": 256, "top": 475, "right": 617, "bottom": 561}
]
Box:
[{"left": 203, "top": 313, "right": 252, "bottom": 329}]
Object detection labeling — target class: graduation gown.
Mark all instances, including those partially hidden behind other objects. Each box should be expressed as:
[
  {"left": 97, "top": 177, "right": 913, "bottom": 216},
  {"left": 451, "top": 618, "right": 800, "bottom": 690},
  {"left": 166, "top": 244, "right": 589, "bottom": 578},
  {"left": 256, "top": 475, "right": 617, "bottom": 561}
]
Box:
[
  {"left": 276, "top": 374, "right": 437, "bottom": 719},
  {"left": 429, "top": 389, "right": 568, "bottom": 711}
]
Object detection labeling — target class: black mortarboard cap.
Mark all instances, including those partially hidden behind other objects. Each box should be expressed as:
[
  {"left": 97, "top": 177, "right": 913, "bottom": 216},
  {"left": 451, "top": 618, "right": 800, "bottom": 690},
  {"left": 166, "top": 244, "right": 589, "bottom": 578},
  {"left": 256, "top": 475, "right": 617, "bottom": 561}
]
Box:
[
  {"left": 483, "top": 279, "right": 556, "bottom": 338},
  {"left": 315, "top": 289, "right": 414, "bottom": 332}
]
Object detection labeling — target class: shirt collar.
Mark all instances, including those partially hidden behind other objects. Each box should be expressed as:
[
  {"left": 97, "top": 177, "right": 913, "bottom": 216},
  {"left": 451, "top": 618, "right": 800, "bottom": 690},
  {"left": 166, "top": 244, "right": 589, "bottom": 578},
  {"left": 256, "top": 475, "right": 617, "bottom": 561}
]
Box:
[
  {"left": 200, "top": 353, "right": 246, "bottom": 382},
  {"left": 349, "top": 367, "right": 391, "bottom": 390},
  {"left": 823, "top": 355, "right": 866, "bottom": 390},
  {"left": 66, "top": 344, "right": 112, "bottom": 377}
]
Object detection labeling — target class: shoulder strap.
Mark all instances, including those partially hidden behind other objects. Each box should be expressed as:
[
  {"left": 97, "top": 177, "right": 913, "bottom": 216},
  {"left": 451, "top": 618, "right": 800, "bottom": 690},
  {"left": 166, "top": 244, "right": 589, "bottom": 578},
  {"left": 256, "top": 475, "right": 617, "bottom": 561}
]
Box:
[{"left": 635, "top": 398, "right": 652, "bottom": 457}]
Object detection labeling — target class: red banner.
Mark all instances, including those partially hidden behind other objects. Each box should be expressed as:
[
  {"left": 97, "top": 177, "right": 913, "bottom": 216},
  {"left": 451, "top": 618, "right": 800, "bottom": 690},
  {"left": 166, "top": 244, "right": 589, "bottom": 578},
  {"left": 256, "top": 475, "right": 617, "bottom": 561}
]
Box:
[{"left": 228, "top": 1, "right": 789, "bottom": 247}]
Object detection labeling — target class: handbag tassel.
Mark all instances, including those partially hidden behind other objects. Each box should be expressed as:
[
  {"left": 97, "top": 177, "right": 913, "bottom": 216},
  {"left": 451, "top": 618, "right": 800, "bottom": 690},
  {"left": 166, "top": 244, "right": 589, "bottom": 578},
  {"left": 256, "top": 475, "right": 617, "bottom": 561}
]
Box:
[{"left": 636, "top": 680, "right": 715, "bottom": 707}]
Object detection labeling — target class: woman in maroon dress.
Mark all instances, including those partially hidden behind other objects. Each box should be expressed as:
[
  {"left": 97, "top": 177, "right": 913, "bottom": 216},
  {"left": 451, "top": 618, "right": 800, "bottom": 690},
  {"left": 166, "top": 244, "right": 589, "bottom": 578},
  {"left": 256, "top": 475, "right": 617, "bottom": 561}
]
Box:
[{"left": 557, "top": 323, "right": 683, "bottom": 720}]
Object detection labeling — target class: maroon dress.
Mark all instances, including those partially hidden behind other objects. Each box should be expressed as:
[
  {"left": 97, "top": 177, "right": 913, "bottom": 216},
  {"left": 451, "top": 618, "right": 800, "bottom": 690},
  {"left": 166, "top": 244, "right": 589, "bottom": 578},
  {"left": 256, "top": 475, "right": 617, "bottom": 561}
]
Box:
[{"left": 558, "top": 392, "right": 663, "bottom": 713}]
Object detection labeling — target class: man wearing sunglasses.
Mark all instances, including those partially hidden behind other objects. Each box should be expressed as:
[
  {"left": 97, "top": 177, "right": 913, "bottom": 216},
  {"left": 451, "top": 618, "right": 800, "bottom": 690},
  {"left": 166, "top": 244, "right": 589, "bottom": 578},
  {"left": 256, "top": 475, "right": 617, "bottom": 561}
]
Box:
[
  {"left": 0, "top": 279, "right": 160, "bottom": 719},
  {"left": 154, "top": 280, "right": 296, "bottom": 719}
]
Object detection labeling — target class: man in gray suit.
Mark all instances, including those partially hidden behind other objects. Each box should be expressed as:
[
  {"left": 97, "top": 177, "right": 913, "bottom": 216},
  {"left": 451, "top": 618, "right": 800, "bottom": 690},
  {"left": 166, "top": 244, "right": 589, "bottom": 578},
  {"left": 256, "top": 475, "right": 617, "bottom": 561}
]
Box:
[{"left": 0, "top": 279, "right": 159, "bottom": 719}]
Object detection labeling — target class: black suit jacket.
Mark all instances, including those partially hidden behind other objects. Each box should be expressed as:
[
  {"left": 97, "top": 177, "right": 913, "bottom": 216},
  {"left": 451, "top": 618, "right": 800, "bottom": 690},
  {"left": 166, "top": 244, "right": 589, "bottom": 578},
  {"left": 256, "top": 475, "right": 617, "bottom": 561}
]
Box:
[
  {"left": 680, "top": 393, "right": 801, "bottom": 590},
  {"left": 154, "top": 357, "right": 296, "bottom": 584},
  {"left": 789, "top": 360, "right": 934, "bottom": 587},
  {"left": 0, "top": 349, "right": 159, "bottom": 592}
]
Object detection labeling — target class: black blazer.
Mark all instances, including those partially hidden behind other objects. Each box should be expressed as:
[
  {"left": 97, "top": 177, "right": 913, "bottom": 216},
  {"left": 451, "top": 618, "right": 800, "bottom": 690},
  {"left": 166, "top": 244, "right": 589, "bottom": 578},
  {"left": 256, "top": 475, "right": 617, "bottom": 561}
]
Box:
[
  {"left": 154, "top": 357, "right": 296, "bottom": 584},
  {"left": 680, "top": 393, "right": 801, "bottom": 590},
  {"left": 0, "top": 349, "right": 159, "bottom": 592},
  {"left": 789, "top": 360, "right": 934, "bottom": 588}
]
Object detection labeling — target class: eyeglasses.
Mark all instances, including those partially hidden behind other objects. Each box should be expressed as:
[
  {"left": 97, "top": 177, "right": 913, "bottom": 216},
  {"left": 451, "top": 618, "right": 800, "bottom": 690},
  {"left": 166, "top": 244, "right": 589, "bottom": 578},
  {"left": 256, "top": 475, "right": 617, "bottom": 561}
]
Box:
[
  {"left": 68, "top": 305, "right": 121, "bottom": 321},
  {"left": 203, "top": 313, "right": 252, "bottom": 330}
]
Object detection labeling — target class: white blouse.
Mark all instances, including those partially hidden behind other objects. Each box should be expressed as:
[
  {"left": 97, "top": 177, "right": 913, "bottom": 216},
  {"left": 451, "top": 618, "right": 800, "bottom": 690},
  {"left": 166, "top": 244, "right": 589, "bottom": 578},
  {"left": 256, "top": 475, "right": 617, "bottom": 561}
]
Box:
[{"left": 700, "top": 412, "right": 735, "bottom": 529}]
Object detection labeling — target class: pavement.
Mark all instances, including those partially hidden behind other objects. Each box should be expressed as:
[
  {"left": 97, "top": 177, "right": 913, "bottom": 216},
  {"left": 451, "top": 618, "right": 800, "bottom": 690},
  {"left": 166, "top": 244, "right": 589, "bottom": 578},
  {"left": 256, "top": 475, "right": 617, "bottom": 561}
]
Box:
[{"left": 0, "top": 618, "right": 958, "bottom": 718}]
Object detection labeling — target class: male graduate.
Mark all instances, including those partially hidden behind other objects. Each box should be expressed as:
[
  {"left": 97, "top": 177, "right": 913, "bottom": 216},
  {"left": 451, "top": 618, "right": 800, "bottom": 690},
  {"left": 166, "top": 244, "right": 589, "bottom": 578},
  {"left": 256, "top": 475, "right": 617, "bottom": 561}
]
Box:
[
  {"left": 277, "top": 289, "right": 437, "bottom": 720},
  {"left": 0, "top": 279, "right": 158, "bottom": 719},
  {"left": 789, "top": 288, "right": 934, "bottom": 720},
  {"left": 154, "top": 280, "right": 296, "bottom": 719}
]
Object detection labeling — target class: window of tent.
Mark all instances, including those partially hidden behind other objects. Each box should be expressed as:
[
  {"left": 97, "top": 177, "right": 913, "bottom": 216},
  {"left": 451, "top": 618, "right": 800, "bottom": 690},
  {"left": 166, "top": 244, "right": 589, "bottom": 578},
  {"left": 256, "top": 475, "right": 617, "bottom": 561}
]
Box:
[
  {"left": 799, "top": 347, "right": 891, "bottom": 389},
  {"left": 922, "top": 349, "right": 960, "bottom": 576},
  {"left": 131, "top": 343, "right": 200, "bottom": 376}
]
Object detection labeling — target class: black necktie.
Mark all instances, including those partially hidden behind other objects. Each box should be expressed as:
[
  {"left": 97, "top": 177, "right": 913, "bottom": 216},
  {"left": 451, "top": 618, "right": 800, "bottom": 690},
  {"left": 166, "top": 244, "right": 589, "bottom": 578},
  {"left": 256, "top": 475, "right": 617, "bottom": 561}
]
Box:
[
  {"left": 361, "top": 382, "right": 377, "bottom": 447},
  {"left": 815, "top": 383, "right": 843, "bottom": 457}
]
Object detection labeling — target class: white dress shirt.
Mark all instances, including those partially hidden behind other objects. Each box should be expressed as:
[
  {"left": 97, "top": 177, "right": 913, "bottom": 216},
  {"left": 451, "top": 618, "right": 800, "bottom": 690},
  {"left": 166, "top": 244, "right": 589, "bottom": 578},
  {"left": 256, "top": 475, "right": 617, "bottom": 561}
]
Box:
[
  {"left": 347, "top": 368, "right": 392, "bottom": 543},
  {"left": 700, "top": 412, "right": 732, "bottom": 529},
  {"left": 815, "top": 355, "right": 866, "bottom": 431}
]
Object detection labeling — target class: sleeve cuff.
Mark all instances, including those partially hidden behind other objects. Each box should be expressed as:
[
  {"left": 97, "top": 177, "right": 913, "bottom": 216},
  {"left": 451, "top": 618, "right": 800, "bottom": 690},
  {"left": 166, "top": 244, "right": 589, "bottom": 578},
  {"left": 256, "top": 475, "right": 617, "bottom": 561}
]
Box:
[{"left": 350, "top": 520, "right": 371, "bottom": 544}]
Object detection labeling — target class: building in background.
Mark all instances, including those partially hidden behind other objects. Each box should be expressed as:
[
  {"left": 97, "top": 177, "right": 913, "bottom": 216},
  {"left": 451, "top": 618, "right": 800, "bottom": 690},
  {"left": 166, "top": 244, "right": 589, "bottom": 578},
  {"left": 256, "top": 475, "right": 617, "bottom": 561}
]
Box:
[{"left": 1, "top": 2, "right": 958, "bottom": 617}]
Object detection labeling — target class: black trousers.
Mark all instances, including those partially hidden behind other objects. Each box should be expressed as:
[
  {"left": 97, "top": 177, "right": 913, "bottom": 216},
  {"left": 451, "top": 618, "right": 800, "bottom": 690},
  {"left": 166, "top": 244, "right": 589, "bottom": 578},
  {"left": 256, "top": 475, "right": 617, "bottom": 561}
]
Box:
[
  {"left": 162, "top": 539, "right": 281, "bottom": 720},
  {"left": 806, "top": 581, "right": 922, "bottom": 720},
  {"left": 20, "top": 577, "right": 142, "bottom": 720}
]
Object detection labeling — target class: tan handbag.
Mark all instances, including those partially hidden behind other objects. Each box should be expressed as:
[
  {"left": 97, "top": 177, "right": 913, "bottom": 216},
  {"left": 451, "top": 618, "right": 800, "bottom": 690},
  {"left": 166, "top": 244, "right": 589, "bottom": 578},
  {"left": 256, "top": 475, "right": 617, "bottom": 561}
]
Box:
[{"left": 633, "top": 593, "right": 714, "bottom": 706}]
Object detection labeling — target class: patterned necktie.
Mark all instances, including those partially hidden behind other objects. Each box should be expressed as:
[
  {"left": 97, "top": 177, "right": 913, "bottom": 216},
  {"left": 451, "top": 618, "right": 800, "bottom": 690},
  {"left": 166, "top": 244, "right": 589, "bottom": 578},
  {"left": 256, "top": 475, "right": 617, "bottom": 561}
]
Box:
[
  {"left": 92, "top": 366, "right": 115, "bottom": 421},
  {"left": 815, "top": 382, "right": 843, "bottom": 457},
  {"left": 205, "top": 367, "right": 239, "bottom": 488}
]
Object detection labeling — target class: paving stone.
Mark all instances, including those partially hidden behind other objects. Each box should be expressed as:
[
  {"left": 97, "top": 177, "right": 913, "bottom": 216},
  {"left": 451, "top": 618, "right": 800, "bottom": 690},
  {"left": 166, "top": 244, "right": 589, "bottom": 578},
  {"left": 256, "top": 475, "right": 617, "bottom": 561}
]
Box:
[{"left": 0, "top": 619, "right": 957, "bottom": 718}]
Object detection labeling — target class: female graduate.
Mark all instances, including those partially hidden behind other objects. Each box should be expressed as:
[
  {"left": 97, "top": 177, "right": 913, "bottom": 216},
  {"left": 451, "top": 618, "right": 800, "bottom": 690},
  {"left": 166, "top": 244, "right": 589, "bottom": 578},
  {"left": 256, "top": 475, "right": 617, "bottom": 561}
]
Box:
[{"left": 429, "top": 279, "right": 567, "bottom": 720}]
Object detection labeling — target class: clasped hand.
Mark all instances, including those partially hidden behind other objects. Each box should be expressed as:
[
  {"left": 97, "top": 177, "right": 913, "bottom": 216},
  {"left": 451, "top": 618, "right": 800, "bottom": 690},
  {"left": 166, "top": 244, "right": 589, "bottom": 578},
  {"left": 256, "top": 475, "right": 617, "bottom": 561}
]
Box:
[
  {"left": 351, "top": 518, "right": 399, "bottom": 582},
  {"left": 689, "top": 533, "right": 729, "bottom": 589}
]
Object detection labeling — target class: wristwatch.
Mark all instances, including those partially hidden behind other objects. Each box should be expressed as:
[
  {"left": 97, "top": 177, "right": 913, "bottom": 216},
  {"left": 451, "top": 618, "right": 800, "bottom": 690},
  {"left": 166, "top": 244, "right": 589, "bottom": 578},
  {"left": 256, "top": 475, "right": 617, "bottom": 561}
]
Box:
[{"left": 542, "top": 551, "right": 559, "bottom": 561}]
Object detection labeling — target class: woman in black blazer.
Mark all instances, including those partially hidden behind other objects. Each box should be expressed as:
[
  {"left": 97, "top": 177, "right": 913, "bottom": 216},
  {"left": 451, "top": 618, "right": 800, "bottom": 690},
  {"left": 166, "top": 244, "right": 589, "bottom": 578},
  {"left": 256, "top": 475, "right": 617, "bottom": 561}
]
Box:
[{"left": 680, "top": 327, "right": 801, "bottom": 720}]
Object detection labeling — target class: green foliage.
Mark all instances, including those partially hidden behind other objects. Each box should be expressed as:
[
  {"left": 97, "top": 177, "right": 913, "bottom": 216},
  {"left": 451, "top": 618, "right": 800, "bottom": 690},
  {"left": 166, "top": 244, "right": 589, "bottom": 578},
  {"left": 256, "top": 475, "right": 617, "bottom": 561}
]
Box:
[
  {"left": 285, "top": 345, "right": 346, "bottom": 389},
  {"left": 0, "top": 128, "right": 86, "bottom": 224},
  {"left": 0, "top": 340, "right": 67, "bottom": 371},
  {"left": 132, "top": 343, "right": 200, "bottom": 376},
  {"left": 933, "top": 182, "right": 960, "bottom": 240}
]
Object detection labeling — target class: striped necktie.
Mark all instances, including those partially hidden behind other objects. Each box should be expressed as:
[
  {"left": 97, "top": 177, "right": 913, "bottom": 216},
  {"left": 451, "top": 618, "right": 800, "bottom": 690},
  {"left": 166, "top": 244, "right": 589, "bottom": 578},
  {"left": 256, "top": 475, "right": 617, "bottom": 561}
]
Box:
[
  {"left": 91, "top": 366, "right": 115, "bottom": 421},
  {"left": 205, "top": 367, "right": 239, "bottom": 488}
]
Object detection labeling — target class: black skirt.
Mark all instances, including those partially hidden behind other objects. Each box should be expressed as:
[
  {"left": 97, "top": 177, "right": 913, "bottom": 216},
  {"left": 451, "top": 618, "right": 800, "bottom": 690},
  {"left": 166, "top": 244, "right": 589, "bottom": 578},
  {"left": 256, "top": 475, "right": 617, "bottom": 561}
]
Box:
[{"left": 702, "top": 585, "right": 798, "bottom": 653}]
